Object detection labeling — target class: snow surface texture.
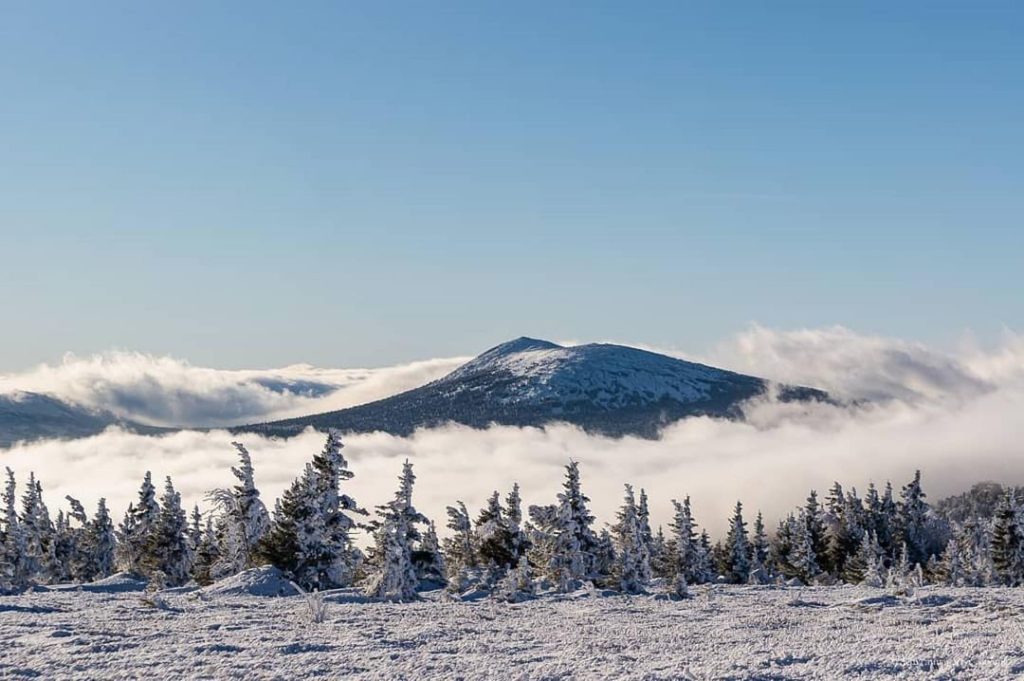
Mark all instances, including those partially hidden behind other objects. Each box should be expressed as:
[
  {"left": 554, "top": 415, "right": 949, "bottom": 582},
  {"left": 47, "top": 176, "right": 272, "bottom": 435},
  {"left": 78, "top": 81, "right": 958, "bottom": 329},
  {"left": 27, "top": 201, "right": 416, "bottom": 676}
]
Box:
[{"left": 4, "top": 583, "right": 1024, "bottom": 679}]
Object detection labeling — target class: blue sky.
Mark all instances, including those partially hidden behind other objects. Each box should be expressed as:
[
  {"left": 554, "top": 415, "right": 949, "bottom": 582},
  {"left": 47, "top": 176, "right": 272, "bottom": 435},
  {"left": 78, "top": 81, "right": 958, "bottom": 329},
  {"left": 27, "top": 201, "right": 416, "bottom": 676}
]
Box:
[{"left": 2, "top": 2, "right": 1022, "bottom": 370}]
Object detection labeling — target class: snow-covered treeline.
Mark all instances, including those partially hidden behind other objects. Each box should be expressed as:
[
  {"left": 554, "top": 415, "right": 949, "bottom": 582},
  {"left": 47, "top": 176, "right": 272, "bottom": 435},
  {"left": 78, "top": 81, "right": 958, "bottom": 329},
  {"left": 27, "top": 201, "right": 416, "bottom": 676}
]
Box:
[{"left": 3, "top": 430, "right": 1024, "bottom": 598}]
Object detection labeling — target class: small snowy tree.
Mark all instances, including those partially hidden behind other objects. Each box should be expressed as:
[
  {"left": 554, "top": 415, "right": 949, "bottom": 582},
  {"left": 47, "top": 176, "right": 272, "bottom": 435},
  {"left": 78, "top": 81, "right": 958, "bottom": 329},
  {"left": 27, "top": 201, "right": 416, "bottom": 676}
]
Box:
[
  {"left": 724, "top": 501, "right": 751, "bottom": 584},
  {"left": 1, "top": 468, "right": 26, "bottom": 590},
  {"left": 937, "top": 536, "right": 965, "bottom": 586},
  {"left": 89, "top": 498, "right": 117, "bottom": 580},
  {"left": 117, "top": 472, "right": 160, "bottom": 573},
  {"left": 475, "top": 491, "right": 516, "bottom": 572},
  {"left": 366, "top": 460, "right": 427, "bottom": 601},
  {"left": 191, "top": 516, "right": 221, "bottom": 586},
  {"left": 898, "top": 470, "right": 932, "bottom": 566},
  {"left": 667, "top": 497, "right": 700, "bottom": 588},
  {"left": 140, "top": 477, "right": 192, "bottom": 587},
  {"left": 610, "top": 485, "right": 650, "bottom": 594},
  {"left": 790, "top": 511, "right": 822, "bottom": 584},
  {"left": 990, "top": 490, "right": 1024, "bottom": 586},
  {"left": 495, "top": 555, "right": 535, "bottom": 602},
  {"left": 20, "top": 473, "right": 55, "bottom": 584},
  {"left": 749, "top": 511, "right": 770, "bottom": 584},
  {"left": 414, "top": 520, "right": 446, "bottom": 587},
  {"left": 504, "top": 483, "right": 529, "bottom": 562},
  {"left": 207, "top": 442, "right": 270, "bottom": 575},
  {"left": 442, "top": 501, "right": 476, "bottom": 591},
  {"left": 259, "top": 432, "right": 366, "bottom": 590},
  {"left": 844, "top": 530, "right": 882, "bottom": 585},
  {"left": 527, "top": 461, "right": 600, "bottom": 591}
]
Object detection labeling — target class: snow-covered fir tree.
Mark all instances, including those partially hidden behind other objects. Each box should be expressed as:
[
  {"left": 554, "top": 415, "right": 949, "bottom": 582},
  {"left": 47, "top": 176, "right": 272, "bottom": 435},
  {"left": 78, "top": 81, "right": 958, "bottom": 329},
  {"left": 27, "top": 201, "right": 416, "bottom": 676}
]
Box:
[
  {"left": 89, "top": 498, "right": 117, "bottom": 581},
  {"left": 2, "top": 468, "right": 26, "bottom": 590},
  {"left": 117, "top": 472, "right": 160, "bottom": 573},
  {"left": 843, "top": 530, "right": 882, "bottom": 585},
  {"left": 188, "top": 505, "right": 203, "bottom": 554},
  {"left": 20, "top": 473, "right": 54, "bottom": 584},
  {"left": 937, "top": 535, "right": 966, "bottom": 586},
  {"left": 790, "top": 510, "right": 823, "bottom": 584},
  {"left": 191, "top": 516, "right": 221, "bottom": 586},
  {"left": 504, "top": 483, "right": 529, "bottom": 563},
  {"left": 748, "top": 511, "right": 770, "bottom": 584},
  {"left": 414, "top": 520, "right": 446, "bottom": 587},
  {"left": 990, "top": 490, "right": 1024, "bottom": 586},
  {"left": 898, "top": 470, "right": 932, "bottom": 566},
  {"left": 140, "top": 477, "right": 192, "bottom": 587},
  {"left": 527, "top": 461, "right": 600, "bottom": 591},
  {"left": 258, "top": 432, "right": 366, "bottom": 590},
  {"left": 442, "top": 501, "right": 477, "bottom": 591},
  {"left": 366, "top": 460, "right": 427, "bottom": 601},
  {"left": 593, "top": 528, "right": 617, "bottom": 580},
  {"left": 667, "top": 496, "right": 701, "bottom": 588},
  {"left": 207, "top": 442, "right": 270, "bottom": 576},
  {"left": 475, "top": 491, "right": 516, "bottom": 572},
  {"left": 610, "top": 484, "right": 651, "bottom": 594},
  {"left": 724, "top": 501, "right": 751, "bottom": 584},
  {"left": 637, "top": 488, "right": 656, "bottom": 569}
]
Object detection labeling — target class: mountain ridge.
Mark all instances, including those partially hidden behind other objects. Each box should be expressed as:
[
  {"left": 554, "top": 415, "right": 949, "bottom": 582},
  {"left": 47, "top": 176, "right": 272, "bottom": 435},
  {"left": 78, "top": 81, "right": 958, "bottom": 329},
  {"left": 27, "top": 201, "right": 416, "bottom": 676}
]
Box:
[{"left": 239, "top": 337, "right": 829, "bottom": 439}]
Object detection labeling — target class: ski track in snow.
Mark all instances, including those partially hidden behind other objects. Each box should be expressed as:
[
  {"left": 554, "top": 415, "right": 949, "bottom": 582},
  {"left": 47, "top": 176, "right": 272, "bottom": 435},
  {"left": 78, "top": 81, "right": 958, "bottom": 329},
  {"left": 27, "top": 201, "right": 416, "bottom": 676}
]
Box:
[{"left": 4, "top": 584, "right": 1024, "bottom": 679}]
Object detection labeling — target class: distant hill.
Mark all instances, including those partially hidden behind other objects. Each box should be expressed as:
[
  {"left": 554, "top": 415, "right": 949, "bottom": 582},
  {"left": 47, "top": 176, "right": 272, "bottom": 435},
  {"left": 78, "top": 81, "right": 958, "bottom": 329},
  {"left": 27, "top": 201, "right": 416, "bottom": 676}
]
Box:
[
  {"left": 0, "top": 392, "right": 163, "bottom": 448},
  {"left": 239, "top": 337, "right": 829, "bottom": 439}
]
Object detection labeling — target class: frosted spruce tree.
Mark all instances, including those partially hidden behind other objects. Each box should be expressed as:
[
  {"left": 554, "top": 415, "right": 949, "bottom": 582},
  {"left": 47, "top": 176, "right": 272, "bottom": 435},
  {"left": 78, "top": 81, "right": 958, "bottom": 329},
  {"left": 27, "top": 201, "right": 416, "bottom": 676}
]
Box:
[
  {"left": 990, "top": 490, "right": 1024, "bottom": 586},
  {"left": 802, "top": 491, "right": 827, "bottom": 571},
  {"left": 367, "top": 460, "right": 428, "bottom": 601},
  {"left": 825, "top": 484, "right": 864, "bottom": 577},
  {"left": 207, "top": 442, "right": 270, "bottom": 576},
  {"left": 259, "top": 432, "right": 366, "bottom": 590},
  {"left": 637, "top": 488, "right": 656, "bottom": 570},
  {"left": 724, "top": 501, "right": 751, "bottom": 583},
  {"left": 843, "top": 530, "right": 882, "bottom": 585},
  {"left": 475, "top": 491, "right": 516, "bottom": 573},
  {"left": 89, "top": 498, "right": 117, "bottom": 580},
  {"left": 505, "top": 483, "right": 529, "bottom": 562},
  {"left": 898, "top": 470, "right": 931, "bottom": 566},
  {"left": 667, "top": 496, "right": 700, "bottom": 592},
  {"left": 610, "top": 485, "right": 651, "bottom": 594},
  {"left": 748, "top": 511, "right": 770, "bottom": 584},
  {"left": 937, "top": 536, "right": 965, "bottom": 586},
  {"left": 790, "top": 511, "right": 822, "bottom": 584},
  {"left": 117, "top": 472, "right": 160, "bottom": 573},
  {"left": 20, "top": 473, "right": 55, "bottom": 584},
  {"left": 415, "top": 520, "right": 446, "bottom": 587},
  {"left": 2, "top": 468, "right": 26, "bottom": 590},
  {"left": 60, "top": 496, "right": 91, "bottom": 582},
  {"left": 140, "top": 477, "right": 192, "bottom": 587},
  {"left": 442, "top": 501, "right": 477, "bottom": 591},
  {"left": 191, "top": 516, "right": 221, "bottom": 586},
  {"left": 527, "top": 461, "right": 600, "bottom": 591}
]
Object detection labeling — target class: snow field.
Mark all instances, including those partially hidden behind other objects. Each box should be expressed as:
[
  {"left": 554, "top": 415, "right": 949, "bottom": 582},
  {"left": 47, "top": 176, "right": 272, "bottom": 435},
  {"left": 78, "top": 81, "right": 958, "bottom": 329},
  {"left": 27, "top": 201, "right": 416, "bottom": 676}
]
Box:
[{"left": 4, "top": 583, "right": 1024, "bottom": 680}]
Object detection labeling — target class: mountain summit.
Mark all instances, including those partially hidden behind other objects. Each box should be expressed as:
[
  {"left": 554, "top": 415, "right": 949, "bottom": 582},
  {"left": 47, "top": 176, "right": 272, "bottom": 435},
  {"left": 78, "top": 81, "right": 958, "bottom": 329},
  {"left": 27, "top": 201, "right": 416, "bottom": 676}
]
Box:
[{"left": 242, "top": 337, "right": 828, "bottom": 439}]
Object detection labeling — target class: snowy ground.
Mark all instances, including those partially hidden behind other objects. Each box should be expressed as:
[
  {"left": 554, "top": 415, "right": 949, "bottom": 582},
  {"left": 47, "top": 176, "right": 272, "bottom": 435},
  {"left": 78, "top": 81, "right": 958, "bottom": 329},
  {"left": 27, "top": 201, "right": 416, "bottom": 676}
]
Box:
[{"left": 4, "top": 577, "right": 1024, "bottom": 680}]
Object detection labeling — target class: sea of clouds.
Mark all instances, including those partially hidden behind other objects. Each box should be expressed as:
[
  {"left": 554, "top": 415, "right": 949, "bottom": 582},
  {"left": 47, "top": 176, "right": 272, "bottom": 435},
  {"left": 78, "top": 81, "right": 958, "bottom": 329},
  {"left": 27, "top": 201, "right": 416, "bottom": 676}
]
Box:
[{"left": 3, "top": 325, "right": 1024, "bottom": 539}]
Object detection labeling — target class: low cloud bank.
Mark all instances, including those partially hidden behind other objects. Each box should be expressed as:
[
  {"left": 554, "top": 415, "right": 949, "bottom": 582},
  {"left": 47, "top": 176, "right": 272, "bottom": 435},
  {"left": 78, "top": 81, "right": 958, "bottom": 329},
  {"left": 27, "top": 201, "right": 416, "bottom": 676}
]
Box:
[
  {"left": 0, "top": 351, "right": 466, "bottom": 427},
  {"left": 4, "top": 326, "right": 1024, "bottom": 540}
]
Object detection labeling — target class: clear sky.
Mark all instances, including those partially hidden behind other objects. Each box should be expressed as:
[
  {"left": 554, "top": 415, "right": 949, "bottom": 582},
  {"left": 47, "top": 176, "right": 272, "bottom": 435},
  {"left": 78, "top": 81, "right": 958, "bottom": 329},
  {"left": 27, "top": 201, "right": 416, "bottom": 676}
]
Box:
[{"left": 2, "top": 2, "right": 1022, "bottom": 371}]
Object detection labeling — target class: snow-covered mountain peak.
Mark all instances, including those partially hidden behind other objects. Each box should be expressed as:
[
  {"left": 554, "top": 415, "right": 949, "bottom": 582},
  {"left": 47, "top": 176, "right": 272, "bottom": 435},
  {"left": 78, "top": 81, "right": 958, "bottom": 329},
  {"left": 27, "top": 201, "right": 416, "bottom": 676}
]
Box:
[
  {"left": 439, "top": 337, "right": 756, "bottom": 409},
  {"left": 246, "top": 337, "right": 829, "bottom": 439}
]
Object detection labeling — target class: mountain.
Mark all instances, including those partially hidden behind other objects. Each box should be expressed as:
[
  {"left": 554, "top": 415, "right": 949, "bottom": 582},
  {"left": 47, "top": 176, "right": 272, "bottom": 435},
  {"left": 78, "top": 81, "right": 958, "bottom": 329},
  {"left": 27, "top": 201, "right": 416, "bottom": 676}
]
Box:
[
  {"left": 240, "top": 337, "right": 829, "bottom": 439},
  {"left": 0, "top": 392, "right": 163, "bottom": 448}
]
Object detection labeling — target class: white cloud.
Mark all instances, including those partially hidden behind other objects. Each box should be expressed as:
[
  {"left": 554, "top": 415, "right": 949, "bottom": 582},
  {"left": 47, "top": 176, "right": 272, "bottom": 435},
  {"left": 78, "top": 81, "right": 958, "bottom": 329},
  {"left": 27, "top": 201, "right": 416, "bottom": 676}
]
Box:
[{"left": 0, "top": 351, "right": 467, "bottom": 427}]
